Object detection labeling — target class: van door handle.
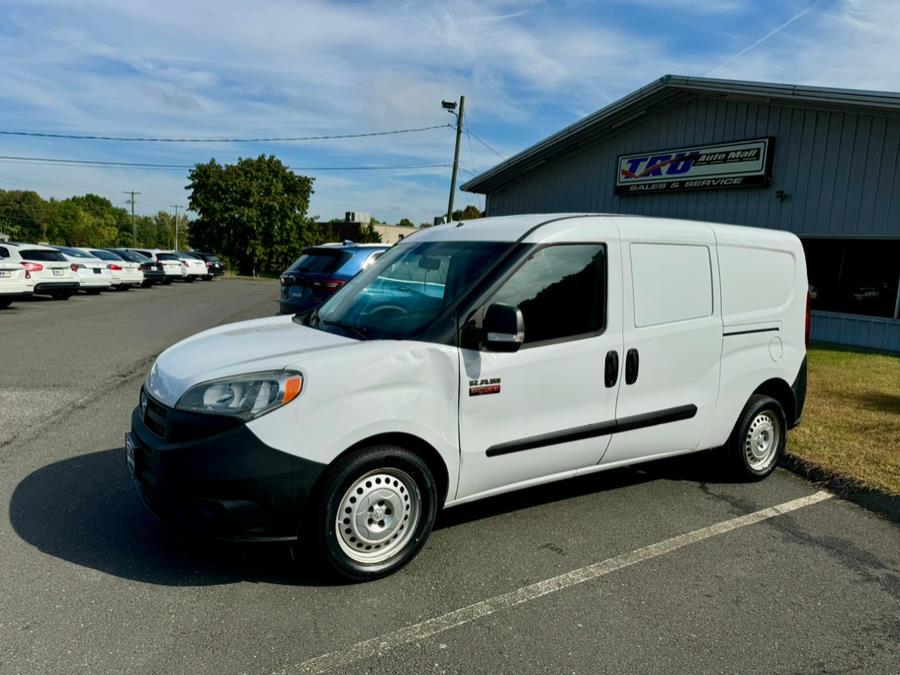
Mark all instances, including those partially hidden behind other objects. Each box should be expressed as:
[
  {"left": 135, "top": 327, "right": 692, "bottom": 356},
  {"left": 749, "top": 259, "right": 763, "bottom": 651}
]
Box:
[
  {"left": 625, "top": 348, "right": 639, "bottom": 385},
  {"left": 604, "top": 350, "right": 619, "bottom": 387}
]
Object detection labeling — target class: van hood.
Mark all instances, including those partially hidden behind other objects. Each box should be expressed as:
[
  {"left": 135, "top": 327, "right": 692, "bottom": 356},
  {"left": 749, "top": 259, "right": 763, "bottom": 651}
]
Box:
[{"left": 146, "top": 315, "right": 354, "bottom": 406}]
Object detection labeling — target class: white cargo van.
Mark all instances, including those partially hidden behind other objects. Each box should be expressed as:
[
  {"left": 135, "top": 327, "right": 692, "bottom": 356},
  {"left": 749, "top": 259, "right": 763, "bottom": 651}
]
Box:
[{"left": 128, "top": 214, "right": 809, "bottom": 581}]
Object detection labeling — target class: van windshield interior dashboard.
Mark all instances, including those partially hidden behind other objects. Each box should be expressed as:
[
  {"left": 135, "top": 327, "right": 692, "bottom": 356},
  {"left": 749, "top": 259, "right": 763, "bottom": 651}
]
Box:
[{"left": 305, "top": 240, "right": 509, "bottom": 340}]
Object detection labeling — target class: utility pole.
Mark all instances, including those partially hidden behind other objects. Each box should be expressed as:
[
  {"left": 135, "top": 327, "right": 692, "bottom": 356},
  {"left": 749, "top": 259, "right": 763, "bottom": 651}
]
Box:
[
  {"left": 170, "top": 205, "right": 181, "bottom": 250},
  {"left": 124, "top": 191, "right": 141, "bottom": 245},
  {"left": 442, "top": 95, "right": 465, "bottom": 223}
]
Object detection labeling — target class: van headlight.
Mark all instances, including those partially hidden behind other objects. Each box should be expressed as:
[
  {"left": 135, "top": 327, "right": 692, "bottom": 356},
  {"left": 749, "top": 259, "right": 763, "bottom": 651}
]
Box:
[{"left": 175, "top": 370, "right": 303, "bottom": 421}]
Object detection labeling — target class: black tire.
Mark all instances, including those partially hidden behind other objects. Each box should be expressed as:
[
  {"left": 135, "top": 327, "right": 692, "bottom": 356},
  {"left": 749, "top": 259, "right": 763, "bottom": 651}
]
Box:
[
  {"left": 50, "top": 291, "right": 72, "bottom": 300},
  {"left": 162, "top": 279, "right": 173, "bottom": 285},
  {"left": 0, "top": 298, "right": 12, "bottom": 308},
  {"left": 726, "top": 394, "right": 786, "bottom": 481},
  {"left": 204, "top": 275, "right": 213, "bottom": 281},
  {"left": 305, "top": 446, "right": 438, "bottom": 582},
  {"left": 141, "top": 280, "right": 153, "bottom": 288}
]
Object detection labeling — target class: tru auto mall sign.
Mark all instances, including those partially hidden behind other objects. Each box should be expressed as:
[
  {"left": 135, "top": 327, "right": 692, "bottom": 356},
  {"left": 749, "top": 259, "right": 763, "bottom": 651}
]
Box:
[{"left": 616, "top": 137, "right": 774, "bottom": 195}]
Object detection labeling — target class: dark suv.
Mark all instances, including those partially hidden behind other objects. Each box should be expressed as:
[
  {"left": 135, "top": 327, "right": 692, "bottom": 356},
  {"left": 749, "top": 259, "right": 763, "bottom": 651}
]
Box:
[{"left": 279, "top": 242, "right": 389, "bottom": 314}]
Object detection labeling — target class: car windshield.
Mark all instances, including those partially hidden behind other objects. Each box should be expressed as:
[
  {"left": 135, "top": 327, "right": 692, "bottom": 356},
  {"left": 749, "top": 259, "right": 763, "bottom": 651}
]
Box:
[
  {"left": 314, "top": 240, "right": 509, "bottom": 340},
  {"left": 57, "top": 247, "right": 93, "bottom": 258},
  {"left": 288, "top": 248, "right": 352, "bottom": 275},
  {"left": 89, "top": 249, "right": 121, "bottom": 261},
  {"left": 118, "top": 250, "right": 150, "bottom": 262},
  {"left": 20, "top": 249, "right": 65, "bottom": 262}
]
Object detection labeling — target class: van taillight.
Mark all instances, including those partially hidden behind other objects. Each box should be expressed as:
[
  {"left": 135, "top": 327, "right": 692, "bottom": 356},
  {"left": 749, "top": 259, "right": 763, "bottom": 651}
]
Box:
[
  {"left": 805, "top": 291, "right": 811, "bottom": 349},
  {"left": 22, "top": 262, "right": 43, "bottom": 272}
]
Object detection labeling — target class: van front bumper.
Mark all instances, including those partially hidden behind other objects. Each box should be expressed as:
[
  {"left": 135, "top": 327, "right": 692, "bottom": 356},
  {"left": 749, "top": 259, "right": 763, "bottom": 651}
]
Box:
[{"left": 128, "top": 402, "right": 325, "bottom": 541}]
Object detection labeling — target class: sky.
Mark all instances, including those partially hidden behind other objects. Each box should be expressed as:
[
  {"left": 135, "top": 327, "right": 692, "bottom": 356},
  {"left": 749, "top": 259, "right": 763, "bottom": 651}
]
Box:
[{"left": 0, "top": 0, "right": 898, "bottom": 225}]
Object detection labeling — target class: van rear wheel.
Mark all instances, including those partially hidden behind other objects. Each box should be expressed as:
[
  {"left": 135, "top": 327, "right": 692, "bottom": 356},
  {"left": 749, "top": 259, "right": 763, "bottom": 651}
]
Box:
[
  {"left": 726, "top": 394, "right": 786, "bottom": 480},
  {"left": 306, "top": 446, "right": 437, "bottom": 582}
]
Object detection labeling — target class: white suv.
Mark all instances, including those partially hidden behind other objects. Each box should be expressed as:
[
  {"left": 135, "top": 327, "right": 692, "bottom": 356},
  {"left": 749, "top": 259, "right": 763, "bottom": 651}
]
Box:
[
  {"left": 0, "top": 243, "right": 80, "bottom": 300},
  {"left": 0, "top": 257, "right": 33, "bottom": 308},
  {"left": 84, "top": 248, "right": 144, "bottom": 290},
  {"left": 174, "top": 252, "right": 208, "bottom": 281},
  {"left": 53, "top": 246, "right": 113, "bottom": 294},
  {"left": 127, "top": 249, "right": 184, "bottom": 284}
]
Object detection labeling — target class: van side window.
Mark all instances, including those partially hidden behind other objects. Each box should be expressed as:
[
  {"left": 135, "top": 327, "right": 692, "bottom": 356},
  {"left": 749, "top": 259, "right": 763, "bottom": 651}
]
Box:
[
  {"left": 630, "top": 243, "right": 712, "bottom": 327},
  {"left": 491, "top": 244, "right": 606, "bottom": 345},
  {"left": 0, "top": 247, "right": 8, "bottom": 258}
]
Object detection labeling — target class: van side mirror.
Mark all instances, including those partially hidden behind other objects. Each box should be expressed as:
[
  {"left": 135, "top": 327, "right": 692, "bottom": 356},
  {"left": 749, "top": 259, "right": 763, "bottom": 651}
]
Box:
[{"left": 483, "top": 303, "right": 524, "bottom": 352}]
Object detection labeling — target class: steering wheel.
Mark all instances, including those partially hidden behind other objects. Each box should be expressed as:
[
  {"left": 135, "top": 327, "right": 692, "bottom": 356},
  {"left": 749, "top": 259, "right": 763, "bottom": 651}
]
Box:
[{"left": 366, "top": 304, "right": 409, "bottom": 318}]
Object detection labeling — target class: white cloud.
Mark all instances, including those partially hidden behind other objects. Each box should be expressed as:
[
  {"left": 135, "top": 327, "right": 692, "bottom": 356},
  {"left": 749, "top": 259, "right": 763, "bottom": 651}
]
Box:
[{"left": 1, "top": 0, "right": 899, "bottom": 223}]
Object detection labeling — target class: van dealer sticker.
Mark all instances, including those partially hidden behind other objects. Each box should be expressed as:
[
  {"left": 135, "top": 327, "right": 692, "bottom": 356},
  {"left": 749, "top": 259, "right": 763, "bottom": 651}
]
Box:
[{"left": 469, "top": 378, "right": 501, "bottom": 396}]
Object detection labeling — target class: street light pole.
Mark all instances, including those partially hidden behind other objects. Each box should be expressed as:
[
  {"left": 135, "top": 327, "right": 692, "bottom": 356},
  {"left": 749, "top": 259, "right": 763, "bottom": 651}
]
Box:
[
  {"left": 170, "top": 205, "right": 181, "bottom": 250},
  {"left": 443, "top": 96, "right": 465, "bottom": 223}
]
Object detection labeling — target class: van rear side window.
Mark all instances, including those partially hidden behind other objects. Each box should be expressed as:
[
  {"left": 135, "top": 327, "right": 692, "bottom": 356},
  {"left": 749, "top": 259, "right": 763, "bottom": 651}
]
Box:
[
  {"left": 630, "top": 243, "right": 712, "bottom": 327},
  {"left": 718, "top": 246, "right": 795, "bottom": 317}
]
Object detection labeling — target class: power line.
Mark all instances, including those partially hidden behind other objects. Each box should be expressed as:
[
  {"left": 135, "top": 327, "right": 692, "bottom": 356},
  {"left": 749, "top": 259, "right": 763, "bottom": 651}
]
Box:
[
  {"left": 0, "top": 124, "right": 453, "bottom": 144},
  {"left": 0, "top": 154, "right": 450, "bottom": 172},
  {"left": 464, "top": 126, "right": 506, "bottom": 161}
]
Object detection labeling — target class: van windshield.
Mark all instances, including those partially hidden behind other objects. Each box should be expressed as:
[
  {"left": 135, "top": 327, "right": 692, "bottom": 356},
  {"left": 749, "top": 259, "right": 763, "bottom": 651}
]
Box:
[{"left": 314, "top": 241, "right": 508, "bottom": 340}]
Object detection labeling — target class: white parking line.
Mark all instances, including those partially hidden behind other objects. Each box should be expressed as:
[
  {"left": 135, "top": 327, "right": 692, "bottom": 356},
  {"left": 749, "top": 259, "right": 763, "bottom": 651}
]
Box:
[{"left": 294, "top": 490, "right": 833, "bottom": 674}]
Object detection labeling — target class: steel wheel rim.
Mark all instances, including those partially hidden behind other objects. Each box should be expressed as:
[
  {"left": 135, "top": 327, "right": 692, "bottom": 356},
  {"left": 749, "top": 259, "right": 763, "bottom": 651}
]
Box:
[
  {"left": 745, "top": 410, "right": 781, "bottom": 471},
  {"left": 335, "top": 468, "right": 421, "bottom": 565}
]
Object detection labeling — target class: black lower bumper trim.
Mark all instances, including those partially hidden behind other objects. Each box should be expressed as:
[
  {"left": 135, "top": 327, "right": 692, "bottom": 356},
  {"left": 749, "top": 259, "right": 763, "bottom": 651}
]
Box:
[
  {"left": 129, "top": 405, "right": 326, "bottom": 540},
  {"left": 33, "top": 281, "right": 79, "bottom": 293},
  {"left": 486, "top": 404, "right": 698, "bottom": 457}
]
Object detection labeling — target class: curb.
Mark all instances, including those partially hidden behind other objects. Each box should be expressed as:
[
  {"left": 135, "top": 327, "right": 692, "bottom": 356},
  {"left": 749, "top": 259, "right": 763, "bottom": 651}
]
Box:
[{"left": 781, "top": 453, "right": 900, "bottom": 524}]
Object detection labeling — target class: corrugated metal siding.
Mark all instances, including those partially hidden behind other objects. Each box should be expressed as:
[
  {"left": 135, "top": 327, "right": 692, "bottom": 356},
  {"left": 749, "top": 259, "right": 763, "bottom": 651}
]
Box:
[
  {"left": 480, "top": 95, "right": 900, "bottom": 352},
  {"left": 811, "top": 312, "right": 900, "bottom": 353},
  {"left": 484, "top": 96, "right": 900, "bottom": 238}
]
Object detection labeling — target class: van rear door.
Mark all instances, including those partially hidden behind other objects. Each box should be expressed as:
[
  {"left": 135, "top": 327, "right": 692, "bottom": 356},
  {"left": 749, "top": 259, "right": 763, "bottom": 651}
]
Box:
[{"left": 600, "top": 219, "right": 722, "bottom": 465}]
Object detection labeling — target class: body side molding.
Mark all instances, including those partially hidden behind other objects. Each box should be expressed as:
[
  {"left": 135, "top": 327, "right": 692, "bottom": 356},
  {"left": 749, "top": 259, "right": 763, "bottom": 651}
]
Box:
[{"left": 485, "top": 404, "right": 698, "bottom": 457}]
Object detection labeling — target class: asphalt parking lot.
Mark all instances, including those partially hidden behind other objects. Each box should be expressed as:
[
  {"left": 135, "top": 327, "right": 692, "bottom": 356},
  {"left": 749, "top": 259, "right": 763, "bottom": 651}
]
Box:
[{"left": 1, "top": 280, "right": 898, "bottom": 674}]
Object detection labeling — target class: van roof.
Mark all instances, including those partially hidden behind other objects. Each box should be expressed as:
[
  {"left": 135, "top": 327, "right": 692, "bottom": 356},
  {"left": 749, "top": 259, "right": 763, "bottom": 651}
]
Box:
[{"left": 410, "top": 213, "right": 800, "bottom": 246}]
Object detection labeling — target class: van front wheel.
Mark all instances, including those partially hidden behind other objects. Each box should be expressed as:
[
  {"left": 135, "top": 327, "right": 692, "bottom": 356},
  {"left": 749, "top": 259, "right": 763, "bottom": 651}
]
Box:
[
  {"left": 727, "top": 394, "right": 786, "bottom": 480},
  {"left": 307, "top": 446, "right": 437, "bottom": 582}
]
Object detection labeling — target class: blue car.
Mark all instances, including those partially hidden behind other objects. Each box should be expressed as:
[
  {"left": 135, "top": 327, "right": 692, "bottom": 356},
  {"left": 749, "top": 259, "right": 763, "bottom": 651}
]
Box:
[{"left": 279, "top": 242, "right": 390, "bottom": 315}]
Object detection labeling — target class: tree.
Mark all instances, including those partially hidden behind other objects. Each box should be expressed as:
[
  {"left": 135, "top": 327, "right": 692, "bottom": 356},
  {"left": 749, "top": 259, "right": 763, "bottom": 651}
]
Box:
[
  {"left": 357, "top": 221, "right": 382, "bottom": 243},
  {"left": 187, "top": 155, "right": 316, "bottom": 276},
  {"left": 397, "top": 218, "right": 415, "bottom": 228},
  {"left": 451, "top": 205, "right": 483, "bottom": 221},
  {"left": 0, "top": 190, "right": 51, "bottom": 241}
]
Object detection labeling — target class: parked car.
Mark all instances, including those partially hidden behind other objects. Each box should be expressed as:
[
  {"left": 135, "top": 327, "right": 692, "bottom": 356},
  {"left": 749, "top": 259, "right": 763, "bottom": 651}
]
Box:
[
  {"left": 82, "top": 248, "right": 143, "bottom": 290},
  {"left": 0, "top": 242, "right": 80, "bottom": 299},
  {"left": 174, "top": 252, "right": 208, "bottom": 281},
  {"left": 128, "top": 214, "right": 809, "bottom": 581},
  {"left": 126, "top": 249, "right": 183, "bottom": 284},
  {"left": 52, "top": 246, "right": 113, "bottom": 294},
  {"left": 0, "top": 259, "right": 33, "bottom": 308},
  {"left": 107, "top": 249, "right": 166, "bottom": 287},
  {"left": 279, "top": 242, "right": 390, "bottom": 314},
  {"left": 191, "top": 251, "right": 225, "bottom": 280}
]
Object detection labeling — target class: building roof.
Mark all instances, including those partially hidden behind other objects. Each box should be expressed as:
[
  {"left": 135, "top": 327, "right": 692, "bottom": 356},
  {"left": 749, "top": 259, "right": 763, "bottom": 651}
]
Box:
[{"left": 461, "top": 74, "right": 900, "bottom": 194}]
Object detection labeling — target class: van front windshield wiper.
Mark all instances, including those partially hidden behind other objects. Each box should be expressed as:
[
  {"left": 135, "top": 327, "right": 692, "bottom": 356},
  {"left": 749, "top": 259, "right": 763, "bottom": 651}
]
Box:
[{"left": 321, "top": 318, "right": 368, "bottom": 340}]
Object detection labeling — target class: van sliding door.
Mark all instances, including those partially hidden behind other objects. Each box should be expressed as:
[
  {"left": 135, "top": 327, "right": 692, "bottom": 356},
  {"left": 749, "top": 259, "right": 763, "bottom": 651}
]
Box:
[{"left": 599, "top": 220, "right": 722, "bottom": 466}]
